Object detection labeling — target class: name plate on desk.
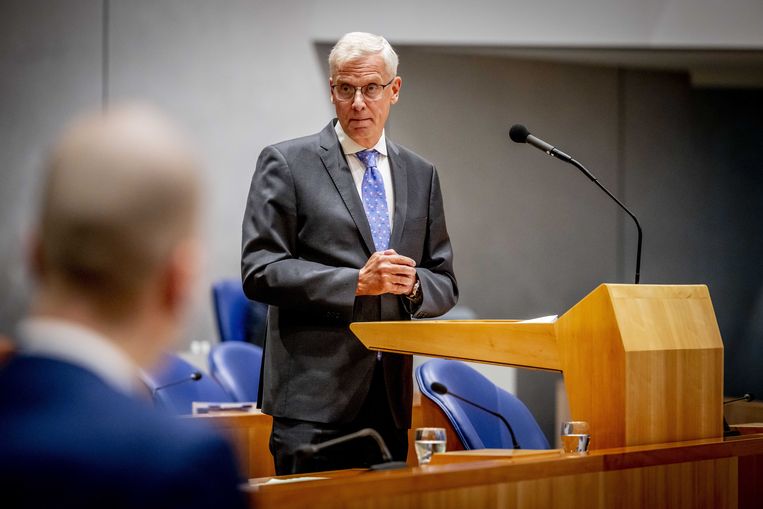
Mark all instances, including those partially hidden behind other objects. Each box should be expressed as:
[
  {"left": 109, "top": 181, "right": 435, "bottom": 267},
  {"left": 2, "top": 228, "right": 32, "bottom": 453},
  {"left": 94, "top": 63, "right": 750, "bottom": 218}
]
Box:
[
  {"left": 428, "top": 448, "right": 563, "bottom": 465},
  {"left": 191, "top": 402, "right": 257, "bottom": 414}
]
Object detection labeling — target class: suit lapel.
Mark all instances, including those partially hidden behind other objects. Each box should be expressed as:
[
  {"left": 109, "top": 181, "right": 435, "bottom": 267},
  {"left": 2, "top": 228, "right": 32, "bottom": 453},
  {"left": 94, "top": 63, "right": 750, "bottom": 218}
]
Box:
[
  {"left": 318, "top": 122, "right": 376, "bottom": 254},
  {"left": 387, "top": 139, "right": 408, "bottom": 251}
]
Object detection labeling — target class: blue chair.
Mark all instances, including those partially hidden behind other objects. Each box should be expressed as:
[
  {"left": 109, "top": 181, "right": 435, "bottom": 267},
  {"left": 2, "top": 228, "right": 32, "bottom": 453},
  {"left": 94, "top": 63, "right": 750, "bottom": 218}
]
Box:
[
  {"left": 211, "top": 278, "right": 267, "bottom": 344},
  {"left": 416, "top": 358, "right": 550, "bottom": 450},
  {"left": 208, "top": 341, "right": 262, "bottom": 403},
  {"left": 141, "top": 353, "right": 234, "bottom": 415}
]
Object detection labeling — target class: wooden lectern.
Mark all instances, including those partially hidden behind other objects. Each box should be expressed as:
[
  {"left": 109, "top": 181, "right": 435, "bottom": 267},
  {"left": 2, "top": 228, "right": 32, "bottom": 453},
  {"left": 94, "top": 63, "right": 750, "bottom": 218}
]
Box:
[{"left": 350, "top": 284, "right": 724, "bottom": 450}]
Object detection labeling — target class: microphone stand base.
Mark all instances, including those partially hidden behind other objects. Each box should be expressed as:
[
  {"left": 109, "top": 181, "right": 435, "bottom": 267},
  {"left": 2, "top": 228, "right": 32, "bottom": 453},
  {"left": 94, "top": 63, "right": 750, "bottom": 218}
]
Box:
[{"left": 369, "top": 461, "right": 408, "bottom": 471}]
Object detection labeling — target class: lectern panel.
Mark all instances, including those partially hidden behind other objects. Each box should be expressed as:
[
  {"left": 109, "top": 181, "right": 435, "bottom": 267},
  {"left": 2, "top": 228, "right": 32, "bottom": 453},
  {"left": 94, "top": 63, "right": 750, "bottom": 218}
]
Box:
[{"left": 350, "top": 284, "right": 724, "bottom": 451}]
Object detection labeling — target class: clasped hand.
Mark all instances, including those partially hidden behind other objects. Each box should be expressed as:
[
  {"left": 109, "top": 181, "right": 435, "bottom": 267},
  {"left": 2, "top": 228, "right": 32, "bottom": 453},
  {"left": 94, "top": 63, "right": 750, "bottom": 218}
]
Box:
[{"left": 356, "top": 249, "right": 417, "bottom": 296}]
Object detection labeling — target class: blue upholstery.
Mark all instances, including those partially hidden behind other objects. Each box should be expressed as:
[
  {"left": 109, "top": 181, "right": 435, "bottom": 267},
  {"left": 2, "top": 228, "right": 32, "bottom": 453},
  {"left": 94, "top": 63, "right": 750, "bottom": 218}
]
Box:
[
  {"left": 212, "top": 278, "right": 267, "bottom": 344},
  {"left": 141, "top": 353, "right": 234, "bottom": 415},
  {"left": 416, "top": 359, "right": 550, "bottom": 450},
  {"left": 208, "top": 341, "right": 263, "bottom": 403},
  {"left": 212, "top": 279, "right": 249, "bottom": 342}
]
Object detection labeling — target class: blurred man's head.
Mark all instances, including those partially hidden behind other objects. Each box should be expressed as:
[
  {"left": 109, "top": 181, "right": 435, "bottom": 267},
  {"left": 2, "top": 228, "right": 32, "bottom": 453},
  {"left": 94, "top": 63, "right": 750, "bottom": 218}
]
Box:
[{"left": 31, "top": 105, "right": 201, "bottom": 368}]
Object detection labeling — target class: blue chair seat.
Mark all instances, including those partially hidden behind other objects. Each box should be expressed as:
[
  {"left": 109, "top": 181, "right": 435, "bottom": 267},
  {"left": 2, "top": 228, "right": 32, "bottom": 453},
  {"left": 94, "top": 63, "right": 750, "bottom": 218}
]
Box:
[{"left": 416, "top": 358, "right": 550, "bottom": 450}]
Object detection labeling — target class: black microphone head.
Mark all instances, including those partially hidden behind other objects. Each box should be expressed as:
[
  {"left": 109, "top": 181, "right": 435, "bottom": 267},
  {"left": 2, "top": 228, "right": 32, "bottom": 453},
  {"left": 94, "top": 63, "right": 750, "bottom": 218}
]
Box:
[
  {"left": 430, "top": 382, "right": 448, "bottom": 395},
  {"left": 190, "top": 371, "right": 202, "bottom": 381},
  {"left": 745, "top": 393, "right": 754, "bottom": 402},
  {"left": 509, "top": 124, "right": 530, "bottom": 143}
]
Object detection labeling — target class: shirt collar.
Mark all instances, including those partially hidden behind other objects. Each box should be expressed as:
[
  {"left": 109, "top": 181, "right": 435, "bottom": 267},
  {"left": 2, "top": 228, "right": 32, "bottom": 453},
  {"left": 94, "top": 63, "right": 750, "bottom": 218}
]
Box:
[
  {"left": 334, "top": 121, "right": 388, "bottom": 157},
  {"left": 17, "top": 317, "right": 142, "bottom": 396}
]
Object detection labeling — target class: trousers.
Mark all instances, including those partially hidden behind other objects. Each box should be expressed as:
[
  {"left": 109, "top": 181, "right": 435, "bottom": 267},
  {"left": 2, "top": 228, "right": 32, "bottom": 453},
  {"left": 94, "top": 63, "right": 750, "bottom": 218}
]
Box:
[{"left": 269, "top": 361, "right": 408, "bottom": 474}]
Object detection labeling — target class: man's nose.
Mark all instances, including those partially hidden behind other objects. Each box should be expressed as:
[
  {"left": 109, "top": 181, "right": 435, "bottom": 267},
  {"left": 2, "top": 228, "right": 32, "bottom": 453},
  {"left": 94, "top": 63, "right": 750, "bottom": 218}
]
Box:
[{"left": 352, "top": 88, "right": 366, "bottom": 110}]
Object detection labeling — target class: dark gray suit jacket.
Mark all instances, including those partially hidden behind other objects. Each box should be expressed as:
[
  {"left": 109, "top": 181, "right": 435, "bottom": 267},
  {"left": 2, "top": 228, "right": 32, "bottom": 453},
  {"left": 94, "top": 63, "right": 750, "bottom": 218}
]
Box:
[{"left": 241, "top": 120, "right": 457, "bottom": 428}]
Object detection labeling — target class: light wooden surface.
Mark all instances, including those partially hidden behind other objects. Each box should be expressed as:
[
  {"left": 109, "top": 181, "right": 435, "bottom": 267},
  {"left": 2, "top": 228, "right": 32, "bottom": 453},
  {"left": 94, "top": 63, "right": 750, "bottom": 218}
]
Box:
[
  {"left": 247, "top": 435, "right": 763, "bottom": 509},
  {"left": 428, "top": 448, "right": 562, "bottom": 464},
  {"left": 352, "top": 284, "right": 725, "bottom": 451},
  {"left": 733, "top": 424, "right": 763, "bottom": 435},
  {"left": 188, "top": 411, "right": 275, "bottom": 478},
  {"left": 350, "top": 320, "right": 560, "bottom": 370},
  {"left": 193, "top": 395, "right": 432, "bottom": 476},
  {"left": 556, "top": 284, "right": 724, "bottom": 449},
  {"left": 726, "top": 400, "right": 763, "bottom": 425}
]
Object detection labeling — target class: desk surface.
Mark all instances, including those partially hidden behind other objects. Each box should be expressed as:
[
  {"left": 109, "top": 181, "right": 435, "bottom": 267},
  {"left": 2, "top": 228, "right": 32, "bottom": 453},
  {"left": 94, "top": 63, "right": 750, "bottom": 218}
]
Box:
[{"left": 246, "top": 434, "right": 763, "bottom": 509}]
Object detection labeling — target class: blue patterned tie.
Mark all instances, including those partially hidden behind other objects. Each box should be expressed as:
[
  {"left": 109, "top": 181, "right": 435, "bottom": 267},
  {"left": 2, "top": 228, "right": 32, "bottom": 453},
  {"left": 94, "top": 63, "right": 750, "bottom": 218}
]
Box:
[{"left": 357, "top": 149, "right": 391, "bottom": 252}]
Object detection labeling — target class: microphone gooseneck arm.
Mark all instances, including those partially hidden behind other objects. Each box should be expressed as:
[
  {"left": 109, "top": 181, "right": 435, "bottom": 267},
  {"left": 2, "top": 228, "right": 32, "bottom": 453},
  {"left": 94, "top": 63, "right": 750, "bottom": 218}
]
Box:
[
  {"left": 152, "top": 371, "right": 203, "bottom": 395},
  {"left": 510, "top": 124, "right": 643, "bottom": 284},
  {"left": 446, "top": 391, "right": 521, "bottom": 450},
  {"left": 568, "top": 157, "right": 643, "bottom": 284},
  {"left": 297, "top": 428, "right": 393, "bottom": 462},
  {"left": 724, "top": 393, "right": 754, "bottom": 405},
  {"left": 431, "top": 382, "right": 520, "bottom": 449}
]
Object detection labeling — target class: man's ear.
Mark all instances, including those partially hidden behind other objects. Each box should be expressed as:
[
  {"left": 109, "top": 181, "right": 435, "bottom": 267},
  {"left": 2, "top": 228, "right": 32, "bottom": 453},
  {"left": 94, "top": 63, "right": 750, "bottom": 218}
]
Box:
[
  {"left": 390, "top": 76, "right": 402, "bottom": 105},
  {"left": 161, "top": 239, "right": 199, "bottom": 316},
  {"left": 27, "top": 232, "right": 46, "bottom": 281},
  {"left": 0, "top": 335, "right": 15, "bottom": 367}
]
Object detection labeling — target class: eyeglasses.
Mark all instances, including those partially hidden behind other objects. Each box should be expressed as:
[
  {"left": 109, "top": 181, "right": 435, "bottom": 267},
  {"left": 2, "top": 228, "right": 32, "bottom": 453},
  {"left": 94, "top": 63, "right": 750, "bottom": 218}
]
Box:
[{"left": 331, "top": 77, "right": 395, "bottom": 102}]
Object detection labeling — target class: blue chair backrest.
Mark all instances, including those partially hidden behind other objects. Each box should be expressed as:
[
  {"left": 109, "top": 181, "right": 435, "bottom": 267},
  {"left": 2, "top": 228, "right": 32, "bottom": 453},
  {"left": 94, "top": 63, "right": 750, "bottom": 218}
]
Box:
[
  {"left": 208, "top": 341, "right": 262, "bottom": 403},
  {"left": 211, "top": 278, "right": 267, "bottom": 344},
  {"left": 141, "top": 353, "right": 234, "bottom": 415},
  {"left": 416, "top": 358, "right": 550, "bottom": 450},
  {"left": 212, "top": 279, "right": 251, "bottom": 342}
]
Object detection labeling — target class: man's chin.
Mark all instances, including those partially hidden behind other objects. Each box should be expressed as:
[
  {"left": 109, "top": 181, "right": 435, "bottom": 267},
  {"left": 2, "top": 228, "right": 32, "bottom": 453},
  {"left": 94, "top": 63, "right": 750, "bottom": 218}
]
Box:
[{"left": 348, "top": 126, "right": 380, "bottom": 145}]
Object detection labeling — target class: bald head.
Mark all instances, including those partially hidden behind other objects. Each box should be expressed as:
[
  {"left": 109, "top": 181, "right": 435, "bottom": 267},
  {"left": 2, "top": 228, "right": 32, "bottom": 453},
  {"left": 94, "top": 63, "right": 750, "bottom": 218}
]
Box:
[{"left": 36, "top": 105, "right": 200, "bottom": 319}]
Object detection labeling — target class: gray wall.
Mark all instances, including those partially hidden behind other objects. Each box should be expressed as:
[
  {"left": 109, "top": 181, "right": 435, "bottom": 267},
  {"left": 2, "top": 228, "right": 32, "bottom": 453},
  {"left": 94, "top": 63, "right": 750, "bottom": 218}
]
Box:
[
  {"left": 2, "top": 0, "right": 762, "bottom": 443},
  {"left": 390, "top": 49, "right": 763, "bottom": 438},
  {"left": 1, "top": 0, "right": 103, "bottom": 328}
]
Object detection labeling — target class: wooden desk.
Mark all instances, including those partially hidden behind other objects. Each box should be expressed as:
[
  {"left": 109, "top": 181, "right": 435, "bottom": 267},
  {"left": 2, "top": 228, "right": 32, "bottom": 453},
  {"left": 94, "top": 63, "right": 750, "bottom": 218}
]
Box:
[
  {"left": 733, "top": 423, "right": 763, "bottom": 435},
  {"left": 727, "top": 401, "right": 763, "bottom": 426},
  {"left": 246, "top": 435, "right": 763, "bottom": 509},
  {"left": 188, "top": 411, "right": 274, "bottom": 478},
  {"left": 191, "top": 391, "right": 439, "bottom": 476}
]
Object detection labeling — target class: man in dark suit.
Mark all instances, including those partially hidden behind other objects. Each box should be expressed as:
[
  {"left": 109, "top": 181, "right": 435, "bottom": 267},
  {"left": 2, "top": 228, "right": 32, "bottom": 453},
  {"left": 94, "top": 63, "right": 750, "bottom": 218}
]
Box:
[
  {"left": 0, "top": 106, "right": 246, "bottom": 508},
  {"left": 242, "top": 32, "right": 458, "bottom": 474}
]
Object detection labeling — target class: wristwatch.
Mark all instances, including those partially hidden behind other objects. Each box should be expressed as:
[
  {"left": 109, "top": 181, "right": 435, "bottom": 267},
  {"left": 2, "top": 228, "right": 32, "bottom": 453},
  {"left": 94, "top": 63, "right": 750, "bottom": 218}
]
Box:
[{"left": 407, "top": 279, "right": 421, "bottom": 301}]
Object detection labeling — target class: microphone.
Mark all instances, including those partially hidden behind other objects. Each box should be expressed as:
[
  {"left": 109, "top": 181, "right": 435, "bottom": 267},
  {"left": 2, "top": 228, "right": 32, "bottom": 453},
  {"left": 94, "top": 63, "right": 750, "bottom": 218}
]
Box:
[
  {"left": 431, "top": 381, "right": 520, "bottom": 449},
  {"left": 509, "top": 124, "right": 573, "bottom": 163},
  {"left": 152, "top": 371, "right": 202, "bottom": 396},
  {"left": 509, "top": 124, "right": 643, "bottom": 284},
  {"left": 723, "top": 393, "right": 754, "bottom": 405},
  {"left": 292, "top": 428, "right": 407, "bottom": 474},
  {"left": 722, "top": 393, "right": 754, "bottom": 437}
]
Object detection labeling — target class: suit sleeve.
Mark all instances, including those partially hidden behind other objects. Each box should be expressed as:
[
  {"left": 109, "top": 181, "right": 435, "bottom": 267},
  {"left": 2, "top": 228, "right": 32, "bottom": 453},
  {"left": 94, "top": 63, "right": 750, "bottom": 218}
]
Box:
[
  {"left": 406, "top": 166, "right": 458, "bottom": 318},
  {"left": 241, "top": 145, "right": 359, "bottom": 321}
]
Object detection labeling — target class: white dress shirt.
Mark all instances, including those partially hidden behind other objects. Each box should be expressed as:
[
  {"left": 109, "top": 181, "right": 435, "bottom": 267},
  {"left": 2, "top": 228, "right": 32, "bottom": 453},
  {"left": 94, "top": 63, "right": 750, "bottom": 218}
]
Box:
[
  {"left": 334, "top": 122, "right": 395, "bottom": 226},
  {"left": 17, "top": 317, "right": 142, "bottom": 396}
]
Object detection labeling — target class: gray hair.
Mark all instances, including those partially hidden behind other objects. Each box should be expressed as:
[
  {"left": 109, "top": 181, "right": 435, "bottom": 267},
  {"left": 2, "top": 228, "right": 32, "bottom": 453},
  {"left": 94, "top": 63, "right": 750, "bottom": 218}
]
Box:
[
  {"left": 328, "top": 32, "right": 398, "bottom": 79},
  {"left": 38, "top": 104, "right": 200, "bottom": 318}
]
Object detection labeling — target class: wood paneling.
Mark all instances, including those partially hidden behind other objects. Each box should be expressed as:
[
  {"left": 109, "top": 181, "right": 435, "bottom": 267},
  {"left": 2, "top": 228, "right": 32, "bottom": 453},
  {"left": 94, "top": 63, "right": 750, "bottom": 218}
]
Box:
[
  {"left": 726, "top": 401, "right": 763, "bottom": 425},
  {"left": 350, "top": 320, "right": 560, "bottom": 371},
  {"left": 353, "top": 284, "right": 725, "bottom": 451},
  {"left": 248, "top": 435, "right": 763, "bottom": 509},
  {"left": 188, "top": 411, "right": 274, "bottom": 478},
  {"left": 556, "top": 284, "right": 724, "bottom": 449}
]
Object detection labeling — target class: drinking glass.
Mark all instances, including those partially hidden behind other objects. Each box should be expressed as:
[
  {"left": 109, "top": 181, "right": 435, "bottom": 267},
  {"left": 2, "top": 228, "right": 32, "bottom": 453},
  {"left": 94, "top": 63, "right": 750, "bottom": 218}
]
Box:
[
  {"left": 414, "top": 427, "right": 447, "bottom": 465},
  {"left": 561, "top": 421, "right": 590, "bottom": 454}
]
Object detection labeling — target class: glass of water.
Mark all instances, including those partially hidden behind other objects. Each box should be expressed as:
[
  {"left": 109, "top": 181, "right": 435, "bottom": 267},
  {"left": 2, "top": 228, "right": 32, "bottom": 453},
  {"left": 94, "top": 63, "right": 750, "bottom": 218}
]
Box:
[
  {"left": 561, "top": 420, "right": 590, "bottom": 454},
  {"left": 414, "top": 427, "right": 447, "bottom": 465}
]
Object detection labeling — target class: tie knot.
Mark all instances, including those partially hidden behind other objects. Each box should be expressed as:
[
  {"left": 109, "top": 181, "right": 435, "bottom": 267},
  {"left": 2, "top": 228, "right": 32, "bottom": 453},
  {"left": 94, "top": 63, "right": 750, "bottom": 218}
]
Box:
[{"left": 356, "top": 149, "right": 379, "bottom": 169}]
